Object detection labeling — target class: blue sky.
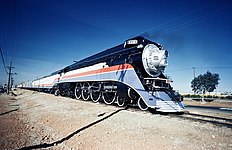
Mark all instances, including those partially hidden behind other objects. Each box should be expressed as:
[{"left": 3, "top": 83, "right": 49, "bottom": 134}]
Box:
[{"left": 0, "top": 0, "right": 232, "bottom": 93}]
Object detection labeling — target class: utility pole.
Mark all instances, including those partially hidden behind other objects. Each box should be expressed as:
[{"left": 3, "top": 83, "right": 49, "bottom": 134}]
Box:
[
  {"left": 192, "top": 67, "right": 196, "bottom": 95},
  {"left": 7, "top": 61, "right": 15, "bottom": 95},
  {"left": 11, "top": 77, "right": 14, "bottom": 88},
  {"left": 192, "top": 67, "right": 196, "bottom": 78}
]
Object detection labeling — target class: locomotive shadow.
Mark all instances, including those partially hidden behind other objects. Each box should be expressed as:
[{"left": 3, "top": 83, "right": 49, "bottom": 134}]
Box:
[
  {"left": 18, "top": 107, "right": 128, "bottom": 150},
  {"left": 0, "top": 108, "right": 19, "bottom": 116}
]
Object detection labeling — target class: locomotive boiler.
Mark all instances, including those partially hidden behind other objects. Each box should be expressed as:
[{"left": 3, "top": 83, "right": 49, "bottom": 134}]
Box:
[{"left": 21, "top": 36, "right": 184, "bottom": 112}]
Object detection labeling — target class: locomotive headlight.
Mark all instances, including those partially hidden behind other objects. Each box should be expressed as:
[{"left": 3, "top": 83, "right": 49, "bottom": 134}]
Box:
[{"left": 142, "top": 44, "right": 168, "bottom": 77}]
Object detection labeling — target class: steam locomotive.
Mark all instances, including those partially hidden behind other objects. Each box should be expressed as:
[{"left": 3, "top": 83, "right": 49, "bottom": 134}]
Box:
[{"left": 21, "top": 36, "right": 184, "bottom": 112}]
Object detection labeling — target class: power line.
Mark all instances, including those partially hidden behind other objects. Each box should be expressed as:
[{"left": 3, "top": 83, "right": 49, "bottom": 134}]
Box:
[
  {"left": 195, "top": 66, "right": 232, "bottom": 70},
  {"left": 137, "top": 0, "right": 229, "bottom": 38},
  {"left": 0, "top": 46, "right": 8, "bottom": 74},
  {"left": 160, "top": 8, "right": 228, "bottom": 36},
  {"left": 140, "top": 7, "right": 228, "bottom": 38},
  {"left": 167, "top": 66, "right": 232, "bottom": 73},
  {"left": 140, "top": 0, "right": 219, "bottom": 36},
  {"left": 10, "top": 0, "right": 16, "bottom": 61}
]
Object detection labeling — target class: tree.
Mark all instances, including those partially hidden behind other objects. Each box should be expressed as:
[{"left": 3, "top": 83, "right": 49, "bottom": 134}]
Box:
[{"left": 191, "top": 71, "right": 220, "bottom": 94}]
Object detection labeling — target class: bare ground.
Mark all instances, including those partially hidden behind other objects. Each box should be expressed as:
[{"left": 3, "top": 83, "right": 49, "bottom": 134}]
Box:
[{"left": 0, "top": 89, "right": 232, "bottom": 150}]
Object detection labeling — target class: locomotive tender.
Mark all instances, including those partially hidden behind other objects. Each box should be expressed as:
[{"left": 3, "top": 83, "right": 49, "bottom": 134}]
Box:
[{"left": 21, "top": 36, "right": 184, "bottom": 112}]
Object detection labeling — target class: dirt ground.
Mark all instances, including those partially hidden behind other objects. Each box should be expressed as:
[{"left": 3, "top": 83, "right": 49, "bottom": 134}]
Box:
[{"left": 0, "top": 89, "right": 232, "bottom": 150}]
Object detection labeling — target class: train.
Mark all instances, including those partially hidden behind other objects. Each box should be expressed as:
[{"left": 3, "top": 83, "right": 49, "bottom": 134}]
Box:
[{"left": 20, "top": 36, "right": 185, "bottom": 112}]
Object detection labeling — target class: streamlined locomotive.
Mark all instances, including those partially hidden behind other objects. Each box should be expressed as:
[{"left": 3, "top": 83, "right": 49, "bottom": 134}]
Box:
[{"left": 21, "top": 36, "right": 184, "bottom": 112}]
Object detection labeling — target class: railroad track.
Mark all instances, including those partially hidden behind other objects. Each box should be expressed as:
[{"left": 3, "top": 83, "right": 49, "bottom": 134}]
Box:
[
  {"left": 123, "top": 104, "right": 232, "bottom": 128},
  {"left": 170, "top": 112, "right": 232, "bottom": 128}
]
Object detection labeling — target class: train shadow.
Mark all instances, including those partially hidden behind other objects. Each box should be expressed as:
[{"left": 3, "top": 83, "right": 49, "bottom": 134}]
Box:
[
  {"left": 146, "top": 107, "right": 184, "bottom": 115},
  {"left": 0, "top": 108, "right": 19, "bottom": 116},
  {"left": 18, "top": 107, "right": 128, "bottom": 150}
]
